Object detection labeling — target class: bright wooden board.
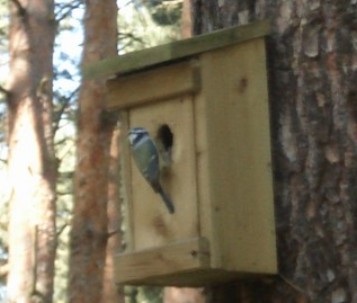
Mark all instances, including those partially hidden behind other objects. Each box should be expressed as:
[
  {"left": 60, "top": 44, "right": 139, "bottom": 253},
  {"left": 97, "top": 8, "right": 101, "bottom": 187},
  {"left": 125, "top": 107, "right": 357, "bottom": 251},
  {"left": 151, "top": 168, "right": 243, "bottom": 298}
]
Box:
[
  {"left": 128, "top": 95, "right": 199, "bottom": 251},
  {"left": 116, "top": 237, "right": 210, "bottom": 284},
  {"left": 200, "top": 38, "right": 277, "bottom": 274},
  {"left": 84, "top": 20, "right": 271, "bottom": 79},
  {"left": 106, "top": 60, "right": 200, "bottom": 110}
]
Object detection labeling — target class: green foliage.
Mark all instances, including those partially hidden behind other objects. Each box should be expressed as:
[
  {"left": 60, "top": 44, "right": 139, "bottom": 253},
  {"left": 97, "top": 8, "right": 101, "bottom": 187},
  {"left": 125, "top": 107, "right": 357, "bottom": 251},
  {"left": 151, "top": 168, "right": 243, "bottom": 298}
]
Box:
[
  {"left": 148, "top": 0, "right": 182, "bottom": 26},
  {"left": 118, "top": 0, "right": 182, "bottom": 53},
  {"left": 125, "top": 286, "right": 163, "bottom": 303},
  {"left": 0, "top": 0, "right": 79, "bottom": 301},
  {"left": 54, "top": 124, "right": 75, "bottom": 303},
  {"left": 137, "top": 286, "right": 163, "bottom": 303},
  {"left": 0, "top": 0, "right": 8, "bottom": 50},
  {"left": 52, "top": 2, "right": 83, "bottom": 302},
  {"left": 0, "top": 0, "right": 9, "bottom": 299},
  {"left": 0, "top": 0, "right": 9, "bottom": 97}
]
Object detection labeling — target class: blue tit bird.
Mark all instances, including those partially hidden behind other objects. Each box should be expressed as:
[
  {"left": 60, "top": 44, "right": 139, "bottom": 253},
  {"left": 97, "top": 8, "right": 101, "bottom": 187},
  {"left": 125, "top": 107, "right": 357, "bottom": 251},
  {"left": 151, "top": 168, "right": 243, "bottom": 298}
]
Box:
[{"left": 128, "top": 127, "right": 175, "bottom": 214}]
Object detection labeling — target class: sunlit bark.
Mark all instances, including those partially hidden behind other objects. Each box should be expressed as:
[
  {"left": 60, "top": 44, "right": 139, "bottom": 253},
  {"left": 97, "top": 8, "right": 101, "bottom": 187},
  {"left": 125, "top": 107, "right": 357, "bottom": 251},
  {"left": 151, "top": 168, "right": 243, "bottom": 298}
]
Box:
[
  {"left": 103, "top": 128, "right": 124, "bottom": 303},
  {"left": 6, "top": 0, "right": 56, "bottom": 302},
  {"left": 164, "top": 288, "right": 206, "bottom": 303},
  {"left": 181, "top": 0, "right": 192, "bottom": 38},
  {"left": 67, "top": 0, "right": 118, "bottom": 302}
]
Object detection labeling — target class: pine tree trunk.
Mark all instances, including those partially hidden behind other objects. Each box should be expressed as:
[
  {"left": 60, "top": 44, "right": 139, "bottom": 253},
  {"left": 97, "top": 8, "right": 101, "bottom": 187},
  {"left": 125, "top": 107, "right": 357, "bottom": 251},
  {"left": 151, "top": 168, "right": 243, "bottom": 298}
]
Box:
[
  {"left": 164, "top": 288, "right": 206, "bottom": 303},
  {"left": 67, "top": 1, "right": 118, "bottom": 302},
  {"left": 102, "top": 128, "right": 124, "bottom": 303},
  {"left": 6, "top": 0, "right": 56, "bottom": 302},
  {"left": 181, "top": 0, "right": 193, "bottom": 38},
  {"left": 193, "top": 0, "right": 357, "bottom": 302}
]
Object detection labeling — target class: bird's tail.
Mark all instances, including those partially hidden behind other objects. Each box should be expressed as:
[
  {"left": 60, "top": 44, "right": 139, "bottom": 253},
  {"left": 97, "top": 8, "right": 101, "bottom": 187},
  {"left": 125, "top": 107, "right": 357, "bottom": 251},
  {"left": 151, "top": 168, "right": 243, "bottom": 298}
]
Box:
[{"left": 156, "top": 184, "right": 175, "bottom": 214}]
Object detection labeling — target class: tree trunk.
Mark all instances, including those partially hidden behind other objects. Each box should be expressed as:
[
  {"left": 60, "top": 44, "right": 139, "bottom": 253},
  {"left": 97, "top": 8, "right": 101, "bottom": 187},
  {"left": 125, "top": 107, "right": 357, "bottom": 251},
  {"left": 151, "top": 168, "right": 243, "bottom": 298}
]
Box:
[
  {"left": 181, "top": 0, "right": 193, "bottom": 38},
  {"left": 67, "top": 0, "right": 118, "bottom": 302},
  {"left": 193, "top": 0, "right": 357, "bottom": 302},
  {"left": 102, "top": 128, "right": 124, "bottom": 303},
  {"left": 164, "top": 288, "right": 206, "bottom": 303},
  {"left": 6, "top": 0, "right": 56, "bottom": 302}
]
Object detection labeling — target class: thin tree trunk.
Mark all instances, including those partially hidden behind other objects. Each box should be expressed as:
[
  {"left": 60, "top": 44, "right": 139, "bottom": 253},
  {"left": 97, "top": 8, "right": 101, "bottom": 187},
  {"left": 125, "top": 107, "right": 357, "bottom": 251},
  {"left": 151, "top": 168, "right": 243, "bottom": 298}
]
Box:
[
  {"left": 6, "top": 0, "right": 56, "bottom": 302},
  {"left": 103, "top": 128, "right": 124, "bottom": 303},
  {"left": 67, "top": 0, "right": 118, "bottom": 302},
  {"left": 193, "top": 0, "right": 357, "bottom": 302},
  {"left": 181, "top": 0, "right": 192, "bottom": 38},
  {"left": 164, "top": 288, "right": 206, "bottom": 303}
]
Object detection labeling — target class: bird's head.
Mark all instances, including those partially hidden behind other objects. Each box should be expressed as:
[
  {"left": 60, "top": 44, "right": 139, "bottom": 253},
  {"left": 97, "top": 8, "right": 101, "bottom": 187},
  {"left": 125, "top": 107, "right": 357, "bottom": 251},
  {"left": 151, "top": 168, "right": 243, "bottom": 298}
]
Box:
[{"left": 128, "top": 127, "right": 150, "bottom": 146}]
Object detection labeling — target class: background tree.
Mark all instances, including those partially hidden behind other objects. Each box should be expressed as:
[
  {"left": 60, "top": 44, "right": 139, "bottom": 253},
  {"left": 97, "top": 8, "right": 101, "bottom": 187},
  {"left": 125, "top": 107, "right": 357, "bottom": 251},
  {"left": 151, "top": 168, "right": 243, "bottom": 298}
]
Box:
[
  {"left": 193, "top": 1, "right": 357, "bottom": 302},
  {"left": 52, "top": 3, "right": 83, "bottom": 301},
  {"left": 0, "top": 0, "right": 189, "bottom": 302},
  {"left": 102, "top": 127, "right": 123, "bottom": 302},
  {"left": 0, "top": 1, "right": 83, "bottom": 301},
  {"left": 67, "top": 0, "right": 119, "bottom": 302},
  {"left": 117, "top": 2, "right": 184, "bottom": 302},
  {"left": 6, "top": 0, "right": 57, "bottom": 301},
  {"left": 0, "top": 0, "right": 10, "bottom": 299}
]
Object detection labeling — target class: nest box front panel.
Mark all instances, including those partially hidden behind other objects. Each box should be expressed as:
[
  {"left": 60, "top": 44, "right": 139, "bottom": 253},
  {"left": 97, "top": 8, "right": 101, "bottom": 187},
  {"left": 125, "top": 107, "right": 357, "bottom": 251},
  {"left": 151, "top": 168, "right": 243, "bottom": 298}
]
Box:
[{"left": 128, "top": 96, "right": 199, "bottom": 251}]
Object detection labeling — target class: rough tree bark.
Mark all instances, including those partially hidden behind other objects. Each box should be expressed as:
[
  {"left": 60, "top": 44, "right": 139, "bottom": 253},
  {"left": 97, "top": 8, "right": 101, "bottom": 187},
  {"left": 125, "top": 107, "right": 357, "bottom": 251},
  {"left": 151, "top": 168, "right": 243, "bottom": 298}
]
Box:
[
  {"left": 193, "top": 0, "right": 357, "bottom": 302},
  {"left": 67, "top": 0, "right": 118, "bottom": 302},
  {"left": 6, "top": 0, "right": 57, "bottom": 302},
  {"left": 181, "top": 0, "right": 193, "bottom": 38},
  {"left": 102, "top": 128, "right": 124, "bottom": 303}
]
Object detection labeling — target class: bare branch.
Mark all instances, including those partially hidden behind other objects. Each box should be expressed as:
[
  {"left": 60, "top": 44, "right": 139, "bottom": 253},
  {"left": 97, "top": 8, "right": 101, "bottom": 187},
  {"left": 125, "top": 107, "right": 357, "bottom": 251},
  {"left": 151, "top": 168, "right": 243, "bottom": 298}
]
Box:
[
  {"left": 118, "top": 32, "right": 145, "bottom": 44},
  {"left": 58, "top": 170, "right": 74, "bottom": 179},
  {"left": 55, "top": 0, "right": 83, "bottom": 23},
  {"left": 107, "top": 229, "right": 120, "bottom": 239},
  {"left": 0, "top": 85, "right": 10, "bottom": 96},
  {"left": 10, "top": 0, "right": 26, "bottom": 16},
  {"left": 0, "top": 263, "right": 8, "bottom": 277},
  {"left": 279, "top": 274, "right": 307, "bottom": 295},
  {"left": 53, "top": 87, "right": 79, "bottom": 136},
  {"left": 56, "top": 223, "right": 69, "bottom": 238},
  {"left": 57, "top": 190, "right": 73, "bottom": 196}
]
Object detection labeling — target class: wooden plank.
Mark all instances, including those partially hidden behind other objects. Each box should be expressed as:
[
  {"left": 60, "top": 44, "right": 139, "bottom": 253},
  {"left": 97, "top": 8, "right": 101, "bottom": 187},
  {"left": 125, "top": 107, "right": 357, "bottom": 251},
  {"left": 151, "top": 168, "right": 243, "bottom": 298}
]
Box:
[
  {"left": 116, "top": 237, "right": 211, "bottom": 284},
  {"left": 106, "top": 60, "right": 200, "bottom": 110},
  {"left": 201, "top": 38, "right": 277, "bottom": 274},
  {"left": 120, "top": 269, "right": 244, "bottom": 287},
  {"left": 128, "top": 95, "right": 199, "bottom": 251},
  {"left": 119, "top": 111, "right": 135, "bottom": 251},
  {"left": 84, "top": 20, "right": 271, "bottom": 79}
]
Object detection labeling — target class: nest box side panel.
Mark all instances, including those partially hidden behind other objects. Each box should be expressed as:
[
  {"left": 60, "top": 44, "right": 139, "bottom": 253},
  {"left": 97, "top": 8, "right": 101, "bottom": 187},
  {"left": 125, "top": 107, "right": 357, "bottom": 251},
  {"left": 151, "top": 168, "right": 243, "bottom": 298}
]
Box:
[
  {"left": 201, "top": 38, "right": 277, "bottom": 274},
  {"left": 128, "top": 95, "right": 199, "bottom": 251}
]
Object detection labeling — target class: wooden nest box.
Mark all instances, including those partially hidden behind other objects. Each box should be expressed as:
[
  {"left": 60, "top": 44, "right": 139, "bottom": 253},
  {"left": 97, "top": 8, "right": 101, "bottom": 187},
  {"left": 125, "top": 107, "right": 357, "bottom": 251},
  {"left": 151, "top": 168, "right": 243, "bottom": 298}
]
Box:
[{"left": 86, "top": 20, "right": 277, "bottom": 286}]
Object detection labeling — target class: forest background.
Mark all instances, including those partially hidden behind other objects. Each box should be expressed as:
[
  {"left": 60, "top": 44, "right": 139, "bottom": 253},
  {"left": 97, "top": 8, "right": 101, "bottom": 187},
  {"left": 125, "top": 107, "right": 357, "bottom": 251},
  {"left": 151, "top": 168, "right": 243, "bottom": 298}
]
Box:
[
  {"left": 1, "top": 0, "right": 357, "bottom": 302},
  {"left": 0, "top": 0, "right": 183, "bottom": 302}
]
